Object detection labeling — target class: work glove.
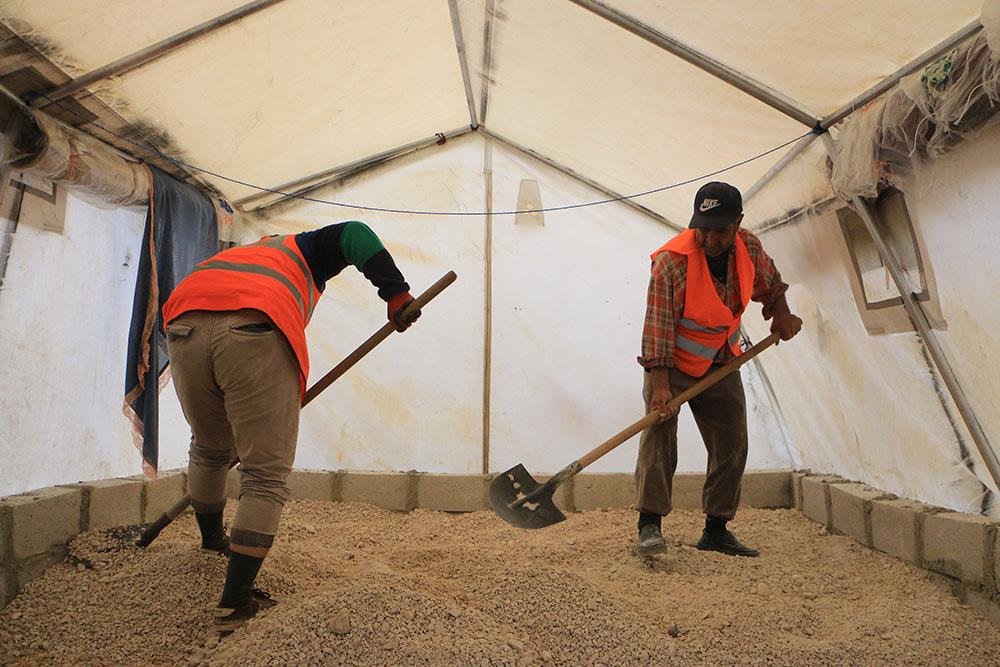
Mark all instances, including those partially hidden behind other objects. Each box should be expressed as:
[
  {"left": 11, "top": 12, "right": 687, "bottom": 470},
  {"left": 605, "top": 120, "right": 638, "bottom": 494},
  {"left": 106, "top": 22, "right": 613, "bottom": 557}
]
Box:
[{"left": 387, "top": 291, "right": 421, "bottom": 332}]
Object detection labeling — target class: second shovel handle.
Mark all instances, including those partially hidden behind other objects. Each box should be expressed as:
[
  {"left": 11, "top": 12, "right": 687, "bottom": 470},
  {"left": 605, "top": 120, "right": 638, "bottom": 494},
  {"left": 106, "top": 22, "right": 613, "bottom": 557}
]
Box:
[{"left": 575, "top": 332, "right": 781, "bottom": 469}]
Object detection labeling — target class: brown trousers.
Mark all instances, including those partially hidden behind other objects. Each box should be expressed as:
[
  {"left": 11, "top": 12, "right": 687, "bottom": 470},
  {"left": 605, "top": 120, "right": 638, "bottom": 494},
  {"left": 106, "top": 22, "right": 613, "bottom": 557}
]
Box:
[
  {"left": 634, "top": 366, "right": 748, "bottom": 520},
  {"left": 165, "top": 309, "right": 301, "bottom": 550}
]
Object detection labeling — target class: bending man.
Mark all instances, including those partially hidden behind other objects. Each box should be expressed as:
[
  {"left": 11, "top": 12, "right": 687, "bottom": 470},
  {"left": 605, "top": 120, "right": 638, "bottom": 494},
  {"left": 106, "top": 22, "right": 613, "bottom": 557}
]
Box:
[
  {"left": 162, "top": 221, "right": 419, "bottom": 632},
  {"left": 635, "top": 182, "right": 801, "bottom": 557}
]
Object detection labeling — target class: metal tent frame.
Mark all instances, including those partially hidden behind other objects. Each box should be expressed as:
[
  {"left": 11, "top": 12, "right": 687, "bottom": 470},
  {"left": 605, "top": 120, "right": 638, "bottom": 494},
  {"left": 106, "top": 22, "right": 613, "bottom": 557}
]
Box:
[{"left": 2, "top": 1, "right": 997, "bottom": 490}]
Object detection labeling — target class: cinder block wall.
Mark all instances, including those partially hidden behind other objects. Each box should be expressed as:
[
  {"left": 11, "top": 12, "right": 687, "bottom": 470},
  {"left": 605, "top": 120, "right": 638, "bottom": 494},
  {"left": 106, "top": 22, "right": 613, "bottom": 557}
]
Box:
[
  {"left": 0, "top": 467, "right": 793, "bottom": 607},
  {"left": 793, "top": 472, "right": 1000, "bottom": 625}
]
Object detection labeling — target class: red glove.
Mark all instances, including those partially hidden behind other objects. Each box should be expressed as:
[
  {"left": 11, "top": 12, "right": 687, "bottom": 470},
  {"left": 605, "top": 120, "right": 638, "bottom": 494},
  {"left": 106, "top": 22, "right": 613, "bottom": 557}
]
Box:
[{"left": 387, "top": 291, "right": 420, "bottom": 332}]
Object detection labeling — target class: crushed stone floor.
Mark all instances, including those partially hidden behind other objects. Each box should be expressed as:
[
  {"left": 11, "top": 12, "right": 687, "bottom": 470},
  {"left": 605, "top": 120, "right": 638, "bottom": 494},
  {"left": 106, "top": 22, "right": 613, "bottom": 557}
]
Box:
[{"left": 2, "top": 502, "right": 1000, "bottom": 666}]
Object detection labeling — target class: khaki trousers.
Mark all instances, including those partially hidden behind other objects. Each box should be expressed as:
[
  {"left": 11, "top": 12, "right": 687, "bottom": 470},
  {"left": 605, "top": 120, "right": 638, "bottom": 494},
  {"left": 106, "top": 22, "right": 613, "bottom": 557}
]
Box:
[
  {"left": 634, "top": 367, "right": 748, "bottom": 520},
  {"left": 165, "top": 309, "right": 301, "bottom": 550}
]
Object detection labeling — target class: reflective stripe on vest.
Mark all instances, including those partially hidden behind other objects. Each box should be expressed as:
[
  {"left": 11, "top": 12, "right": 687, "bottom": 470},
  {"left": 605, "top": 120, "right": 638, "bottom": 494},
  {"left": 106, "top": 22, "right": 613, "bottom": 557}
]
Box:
[
  {"left": 192, "top": 259, "right": 309, "bottom": 318},
  {"left": 250, "top": 235, "right": 319, "bottom": 319},
  {"left": 675, "top": 333, "right": 722, "bottom": 361},
  {"left": 678, "top": 317, "right": 728, "bottom": 335}
]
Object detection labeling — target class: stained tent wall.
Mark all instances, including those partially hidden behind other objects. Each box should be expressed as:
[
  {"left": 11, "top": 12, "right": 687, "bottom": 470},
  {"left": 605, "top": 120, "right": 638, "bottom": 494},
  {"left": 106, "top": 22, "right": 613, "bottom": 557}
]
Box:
[
  {"left": 1, "top": 0, "right": 999, "bottom": 523},
  {"left": 0, "top": 129, "right": 792, "bottom": 496}
]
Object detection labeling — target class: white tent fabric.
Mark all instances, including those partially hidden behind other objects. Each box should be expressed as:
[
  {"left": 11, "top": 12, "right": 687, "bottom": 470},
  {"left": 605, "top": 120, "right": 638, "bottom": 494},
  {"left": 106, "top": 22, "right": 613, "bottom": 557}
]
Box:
[{"left": 0, "top": 1, "right": 999, "bottom": 518}]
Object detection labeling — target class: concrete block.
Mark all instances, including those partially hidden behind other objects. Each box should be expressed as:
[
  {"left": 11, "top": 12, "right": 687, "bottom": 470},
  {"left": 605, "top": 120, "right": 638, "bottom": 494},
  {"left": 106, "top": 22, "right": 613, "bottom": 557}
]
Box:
[
  {"left": 416, "top": 474, "right": 488, "bottom": 512},
  {"left": 829, "top": 483, "right": 886, "bottom": 545},
  {"left": 742, "top": 470, "right": 792, "bottom": 508},
  {"left": 671, "top": 474, "right": 705, "bottom": 510},
  {"left": 14, "top": 546, "right": 66, "bottom": 590},
  {"left": 1, "top": 487, "right": 82, "bottom": 560},
  {"left": 144, "top": 469, "right": 186, "bottom": 520},
  {"left": 341, "top": 472, "right": 412, "bottom": 511},
  {"left": 792, "top": 471, "right": 807, "bottom": 510},
  {"left": 870, "top": 498, "right": 929, "bottom": 564},
  {"left": 286, "top": 469, "right": 335, "bottom": 501},
  {"left": 73, "top": 479, "right": 143, "bottom": 530},
  {"left": 573, "top": 473, "right": 633, "bottom": 511},
  {"left": 923, "top": 512, "right": 994, "bottom": 584},
  {"left": 1, "top": 565, "right": 12, "bottom": 607},
  {"left": 0, "top": 503, "right": 10, "bottom": 564},
  {"left": 801, "top": 476, "right": 843, "bottom": 527}
]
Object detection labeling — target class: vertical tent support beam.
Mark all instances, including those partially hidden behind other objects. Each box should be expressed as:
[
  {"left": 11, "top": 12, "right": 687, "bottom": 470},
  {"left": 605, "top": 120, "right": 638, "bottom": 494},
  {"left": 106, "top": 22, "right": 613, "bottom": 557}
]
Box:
[
  {"left": 480, "top": 0, "right": 497, "bottom": 125},
  {"left": 447, "top": 0, "right": 480, "bottom": 129},
  {"left": 32, "top": 0, "right": 286, "bottom": 108},
  {"left": 819, "top": 134, "right": 1000, "bottom": 490},
  {"left": 482, "top": 136, "right": 494, "bottom": 474},
  {"left": 480, "top": 127, "right": 684, "bottom": 232},
  {"left": 566, "top": 0, "right": 818, "bottom": 128}
]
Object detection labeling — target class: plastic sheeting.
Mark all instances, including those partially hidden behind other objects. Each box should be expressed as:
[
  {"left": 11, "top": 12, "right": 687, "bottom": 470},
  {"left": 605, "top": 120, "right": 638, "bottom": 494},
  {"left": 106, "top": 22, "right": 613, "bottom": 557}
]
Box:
[{"left": 831, "top": 32, "right": 1000, "bottom": 199}]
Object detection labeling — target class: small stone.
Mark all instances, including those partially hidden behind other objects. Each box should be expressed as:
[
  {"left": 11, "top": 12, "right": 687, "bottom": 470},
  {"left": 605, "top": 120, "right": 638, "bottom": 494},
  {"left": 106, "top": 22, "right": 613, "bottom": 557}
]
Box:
[
  {"left": 76, "top": 563, "right": 86, "bottom": 572},
  {"left": 668, "top": 625, "right": 680, "bottom": 638},
  {"left": 328, "top": 614, "right": 351, "bottom": 635}
]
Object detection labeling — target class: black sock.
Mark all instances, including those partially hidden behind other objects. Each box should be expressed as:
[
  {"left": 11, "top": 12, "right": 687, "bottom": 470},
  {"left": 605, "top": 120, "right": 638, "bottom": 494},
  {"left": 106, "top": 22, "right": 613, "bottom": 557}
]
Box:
[
  {"left": 195, "top": 511, "right": 226, "bottom": 548},
  {"left": 705, "top": 515, "right": 727, "bottom": 535},
  {"left": 638, "top": 512, "right": 662, "bottom": 532},
  {"left": 219, "top": 551, "right": 264, "bottom": 608}
]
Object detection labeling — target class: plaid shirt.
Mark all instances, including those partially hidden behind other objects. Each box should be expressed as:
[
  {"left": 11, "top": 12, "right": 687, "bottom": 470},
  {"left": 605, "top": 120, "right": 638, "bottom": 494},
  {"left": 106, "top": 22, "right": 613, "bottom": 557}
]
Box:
[{"left": 639, "top": 229, "right": 788, "bottom": 369}]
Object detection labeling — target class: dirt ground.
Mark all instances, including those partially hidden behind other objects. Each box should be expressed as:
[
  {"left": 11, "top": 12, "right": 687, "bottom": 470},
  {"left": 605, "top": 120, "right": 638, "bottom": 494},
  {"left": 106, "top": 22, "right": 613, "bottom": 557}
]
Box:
[{"left": 2, "top": 501, "right": 999, "bottom": 666}]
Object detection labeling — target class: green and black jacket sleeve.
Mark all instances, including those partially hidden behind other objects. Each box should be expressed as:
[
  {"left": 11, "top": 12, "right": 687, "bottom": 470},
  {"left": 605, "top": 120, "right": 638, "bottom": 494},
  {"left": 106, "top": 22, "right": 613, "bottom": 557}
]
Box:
[{"left": 294, "top": 221, "right": 409, "bottom": 300}]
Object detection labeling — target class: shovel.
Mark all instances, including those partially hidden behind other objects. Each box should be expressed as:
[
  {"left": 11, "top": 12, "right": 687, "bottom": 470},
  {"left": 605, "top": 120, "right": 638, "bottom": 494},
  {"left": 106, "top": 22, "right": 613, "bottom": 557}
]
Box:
[
  {"left": 134, "top": 271, "right": 457, "bottom": 547},
  {"left": 489, "top": 332, "right": 781, "bottom": 529}
]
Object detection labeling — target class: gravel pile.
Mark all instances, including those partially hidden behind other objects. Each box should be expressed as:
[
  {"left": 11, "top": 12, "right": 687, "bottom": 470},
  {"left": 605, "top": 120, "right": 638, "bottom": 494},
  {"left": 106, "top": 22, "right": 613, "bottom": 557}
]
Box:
[{"left": 2, "top": 501, "right": 999, "bottom": 665}]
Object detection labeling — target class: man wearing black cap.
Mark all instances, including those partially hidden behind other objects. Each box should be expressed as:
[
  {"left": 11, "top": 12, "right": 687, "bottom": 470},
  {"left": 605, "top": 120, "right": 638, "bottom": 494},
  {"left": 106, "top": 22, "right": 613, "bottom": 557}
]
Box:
[{"left": 634, "top": 181, "right": 801, "bottom": 557}]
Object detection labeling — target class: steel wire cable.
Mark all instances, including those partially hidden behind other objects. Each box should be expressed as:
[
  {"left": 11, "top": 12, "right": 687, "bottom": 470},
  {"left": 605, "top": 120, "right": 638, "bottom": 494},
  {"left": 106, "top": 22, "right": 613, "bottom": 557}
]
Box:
[{"left": 42, "top": 93, "right": 812, "bottom": 216}]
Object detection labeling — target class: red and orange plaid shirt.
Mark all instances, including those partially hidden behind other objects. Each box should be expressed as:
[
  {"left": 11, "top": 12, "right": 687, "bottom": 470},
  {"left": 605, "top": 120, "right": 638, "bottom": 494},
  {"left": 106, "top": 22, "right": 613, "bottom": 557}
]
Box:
[{"left": 639, "top": 229, "right": 788, "bottom": 369}]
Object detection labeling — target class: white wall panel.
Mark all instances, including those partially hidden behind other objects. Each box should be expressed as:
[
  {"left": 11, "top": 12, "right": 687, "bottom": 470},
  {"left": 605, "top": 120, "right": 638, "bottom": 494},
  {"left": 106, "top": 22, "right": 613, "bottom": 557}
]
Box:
[
  {"left": 0, "top": 192, "right": 189, "bottom": 497},
  {"left": 488, "top": 140, "right": 793, "bottom": 476}
]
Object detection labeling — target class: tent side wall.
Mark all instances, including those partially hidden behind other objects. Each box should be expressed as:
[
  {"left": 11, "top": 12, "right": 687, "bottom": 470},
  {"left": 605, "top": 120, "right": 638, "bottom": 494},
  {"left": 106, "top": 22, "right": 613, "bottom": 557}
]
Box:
[
  {"left": 744, "top": 121, "right": 1000, "bottom": 517},
  {"left": 0, "top": 132, "right": 793, "bottom": 496}
]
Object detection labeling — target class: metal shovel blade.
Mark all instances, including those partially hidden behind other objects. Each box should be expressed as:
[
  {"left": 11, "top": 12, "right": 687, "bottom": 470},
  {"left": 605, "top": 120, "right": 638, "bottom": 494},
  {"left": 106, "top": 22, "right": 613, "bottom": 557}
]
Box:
[{"left": 489, "top": 464, "right": 567, "bottom": 529}]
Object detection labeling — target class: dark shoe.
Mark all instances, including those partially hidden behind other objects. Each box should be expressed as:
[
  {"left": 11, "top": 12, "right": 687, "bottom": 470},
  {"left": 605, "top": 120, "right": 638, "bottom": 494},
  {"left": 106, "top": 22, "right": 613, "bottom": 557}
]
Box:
[
  {"left": 696, "top": 529, "right": 759, "bottom": 557},
  {"left": 213, "top": 589, "right": 278, "bottom": 635},
  {"left": 637, "top": 524, "right": 667, "bottom": 555}
]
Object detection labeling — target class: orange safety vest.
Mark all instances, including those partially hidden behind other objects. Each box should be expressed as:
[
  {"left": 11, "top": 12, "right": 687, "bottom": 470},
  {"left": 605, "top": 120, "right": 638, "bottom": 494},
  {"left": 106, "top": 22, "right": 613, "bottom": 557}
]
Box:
[
  {"left": 162, "top": 234, "right": 320, "bottom": 396},
  {"left": 650, "top": 229, "right": 755, "bottom": 378}
]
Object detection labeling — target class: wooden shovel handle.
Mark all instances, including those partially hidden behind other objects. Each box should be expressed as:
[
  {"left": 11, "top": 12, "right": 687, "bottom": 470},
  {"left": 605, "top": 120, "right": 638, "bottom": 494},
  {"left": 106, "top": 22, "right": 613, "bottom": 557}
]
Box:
[
  {"left": 302, "top": 271, "right": 457, "bottom": 405},
  {"left": 575, "top": 332, "right": 781, "bottom": 469},
  {"left": 135, "top": 271, "right": 457, "bottom": 547}
]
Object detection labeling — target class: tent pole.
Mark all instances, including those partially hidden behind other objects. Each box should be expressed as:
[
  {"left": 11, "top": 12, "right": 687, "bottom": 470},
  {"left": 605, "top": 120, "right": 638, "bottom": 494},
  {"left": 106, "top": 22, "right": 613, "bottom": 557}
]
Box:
[
  {"left": 479, "top": 0, "right": 497, "bottom": 125},
  {"left": 748, "top": 20, "right": 981, "bottom": 212},
  {"left": 819, "top": 134, "right": 1000, "bottom": 490},
  {"left": 567, "top": 0, "right": 818, "bottom": 128},
  {"left": 238, "top": 126, "right": 474, "bottom": 210},
  {"left": 32, "top": 0, "right": 285, "bottom": 109},
  {"left": 480, "top": 127, "right": 684, "bottom": 232},
  {"left": 482, "top": 136, "right": 494, "bottom": 474},
  {"left": 743, "top": 134, "right": 818, "bottom": 205},
  {"left": 447, "top": 0, "right": 480, "bottom": 129},
  {"left": 821, "top": 20, "right": 982, "bottom": 130}
]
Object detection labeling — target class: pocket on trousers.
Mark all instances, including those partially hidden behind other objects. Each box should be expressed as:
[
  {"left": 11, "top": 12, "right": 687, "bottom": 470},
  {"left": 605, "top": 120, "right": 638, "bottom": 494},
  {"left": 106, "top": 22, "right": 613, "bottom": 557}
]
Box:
[
  {"left": 231, "top": 322, "right": 275, "bottom": 335},
  {"left": 166, "top": 321, "right": 194, "bottom": 341}
]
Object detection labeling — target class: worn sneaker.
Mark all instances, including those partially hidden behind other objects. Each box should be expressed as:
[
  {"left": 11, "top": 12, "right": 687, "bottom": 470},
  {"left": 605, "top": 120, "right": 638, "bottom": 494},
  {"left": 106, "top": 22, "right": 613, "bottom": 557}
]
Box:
[
  {"left": 213, "top": 589, "right": 278, "bottom": 635},
  {"left": 695, "top": 529, "right": 759, "bottom": 557},
  {"left": 636, "top": 524, "right": 667, "bottom": 555}
]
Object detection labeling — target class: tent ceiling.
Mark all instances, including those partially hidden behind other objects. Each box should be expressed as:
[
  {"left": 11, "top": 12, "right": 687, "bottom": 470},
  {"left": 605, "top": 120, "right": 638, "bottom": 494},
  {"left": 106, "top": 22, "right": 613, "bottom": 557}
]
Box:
[
  {"left": 0, "top": 0, "right": 987, "bottom": 222},
  {"left": 602, "top": 0, "right": 983, "bottom": 118}
]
